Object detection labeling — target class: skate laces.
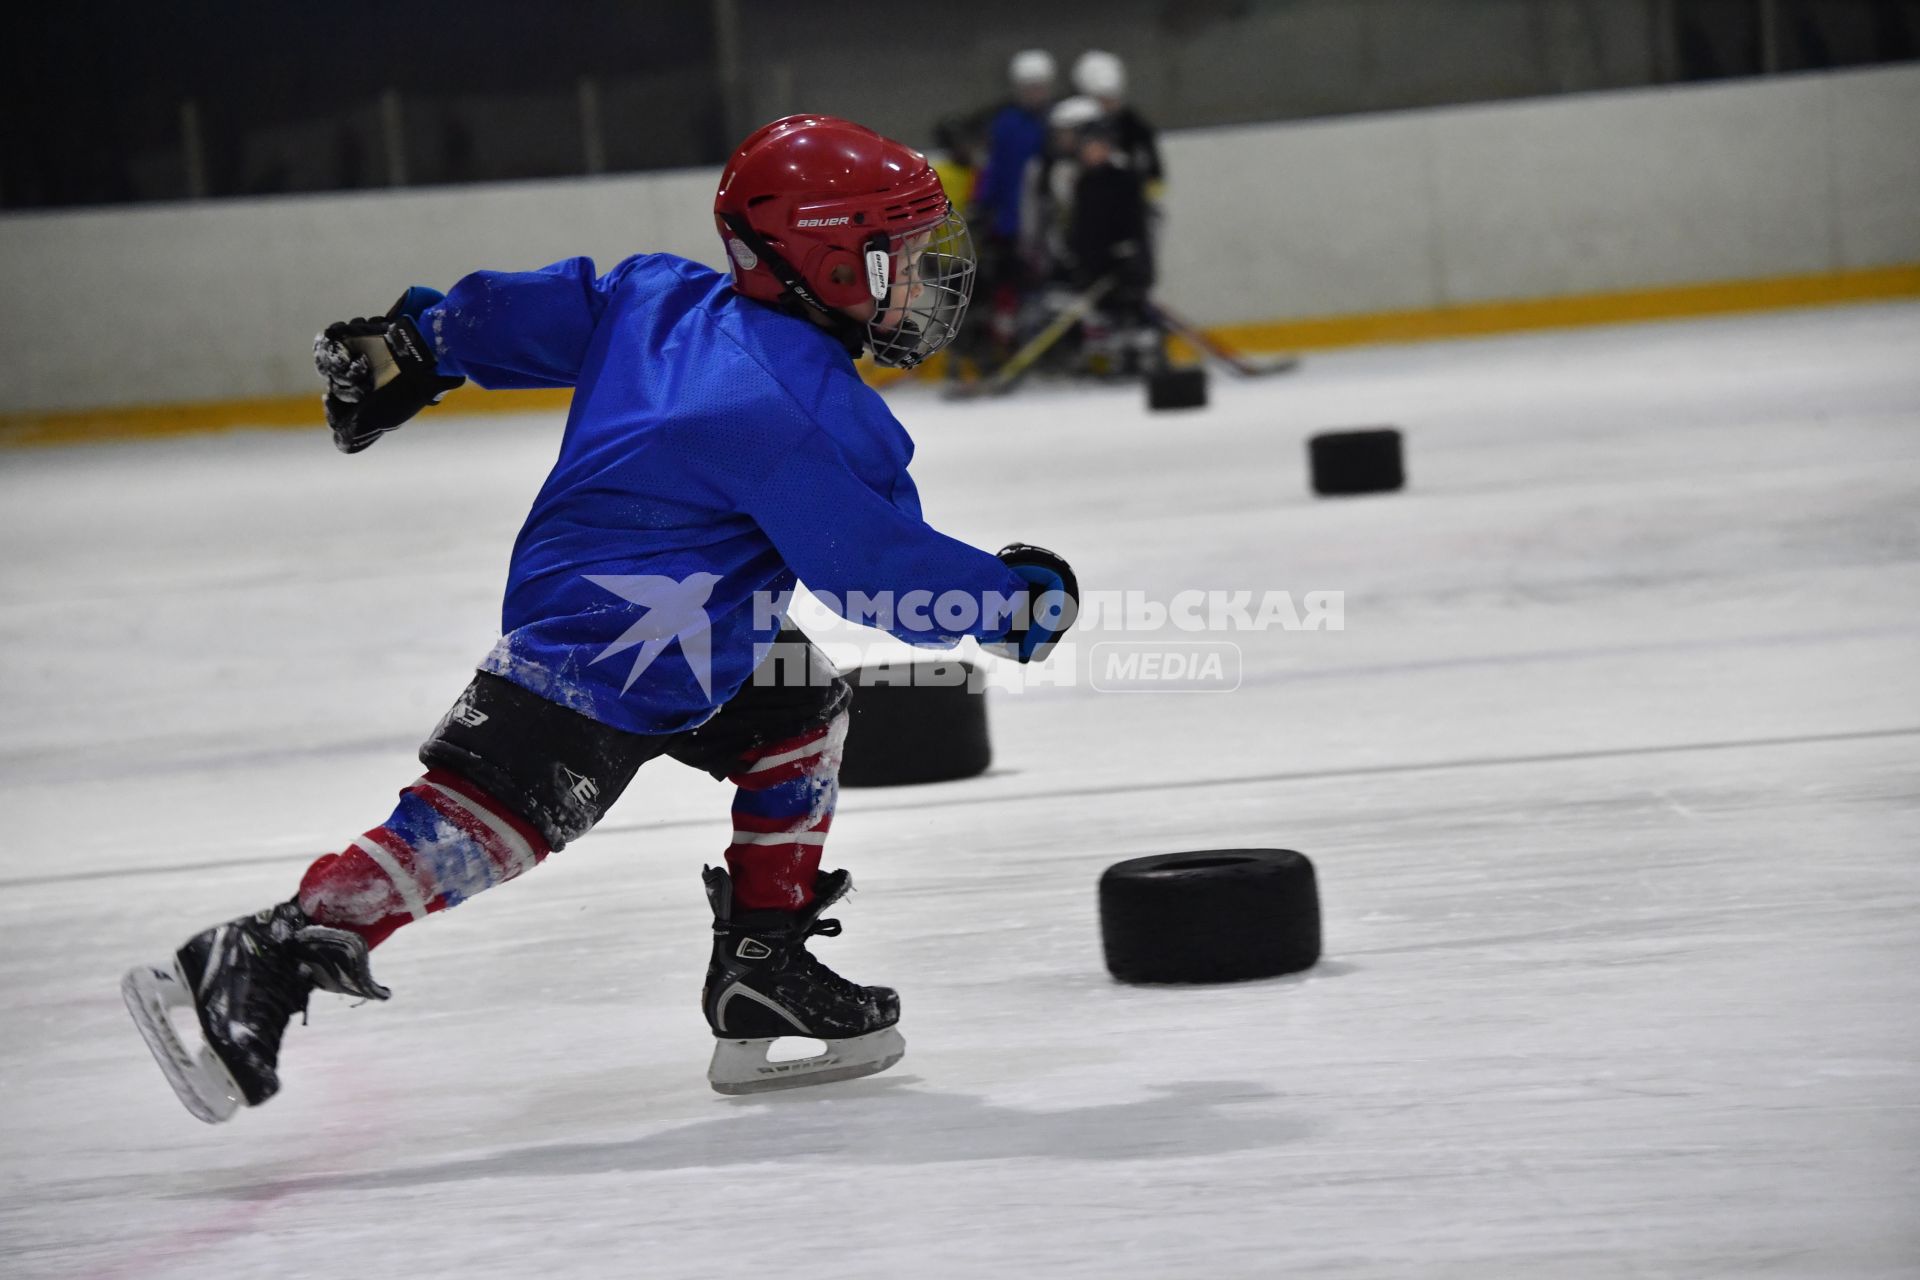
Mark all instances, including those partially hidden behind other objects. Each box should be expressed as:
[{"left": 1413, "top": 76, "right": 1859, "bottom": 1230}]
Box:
[
  {"left": 240, "top": 944, "right": 314, "bottom": 1049},
  {"left": 790, "top": 919, "right": 868, "bottom": 997}
]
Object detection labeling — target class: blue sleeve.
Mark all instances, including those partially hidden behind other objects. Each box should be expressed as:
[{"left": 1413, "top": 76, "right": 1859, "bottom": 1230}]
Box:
[
  {"left": 739, "top": 429, "right": 1027, "bottom": 647},
  {"left": 421, "top": 256, "right": 639, "bottom": 390},
  {"left": 978, "top": 108, "right": 1026, "bottom": 227}
]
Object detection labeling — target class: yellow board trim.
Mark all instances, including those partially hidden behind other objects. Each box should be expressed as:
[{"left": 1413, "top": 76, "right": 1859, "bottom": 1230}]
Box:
[
  {"left": 1206, "top": 262, "right": 1920, "bottom": 355},
  {"left": 0, "top": 384, "right": 576, "bottom": 450},
  {"left": 4, "top": 263, "right": 1915, "bottom": 449}
]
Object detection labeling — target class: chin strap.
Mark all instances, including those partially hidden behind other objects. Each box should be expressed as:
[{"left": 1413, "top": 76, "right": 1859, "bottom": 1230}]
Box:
[{"left": 721, "top": 212, "right": 869, "bottom": 359}]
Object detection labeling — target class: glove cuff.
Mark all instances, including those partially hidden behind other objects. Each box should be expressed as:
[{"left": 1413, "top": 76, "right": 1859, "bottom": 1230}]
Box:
[{"left": 993, "top": 544, "right": 1079, "bottom": 663}]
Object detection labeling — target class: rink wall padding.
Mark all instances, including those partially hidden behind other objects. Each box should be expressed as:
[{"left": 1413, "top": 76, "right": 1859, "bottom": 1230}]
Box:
[
  {"left": 2, "top": 264, "right": 1913, "bottom": 449},
  {"left": 1, "top": 64, "right": 1915, "bottom": 441},
  {"left": 1201, "top": 263, "right": 1920, "bottom": 356}
]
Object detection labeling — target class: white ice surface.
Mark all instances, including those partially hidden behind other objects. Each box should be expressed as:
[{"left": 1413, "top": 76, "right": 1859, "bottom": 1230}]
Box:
[{"left": 1, "top": 305, "right": 1917, "bottom": 1278}]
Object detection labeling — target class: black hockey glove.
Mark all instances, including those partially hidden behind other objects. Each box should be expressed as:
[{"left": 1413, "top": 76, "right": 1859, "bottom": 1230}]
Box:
[
  {"left": 314, "top": 289, "right": 464, "bottom": 454},
  {"left": 984, "top": 543, "right": 1079, "bottom": 663}
]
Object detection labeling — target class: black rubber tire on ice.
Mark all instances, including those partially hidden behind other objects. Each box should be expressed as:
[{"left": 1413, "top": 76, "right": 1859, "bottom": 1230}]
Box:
[
  {"left": 1147, "top": 366, "right": 1208, "bottom": 411},
  {"left": 837, "top": 659, "right": 991, "bottom": 788},
  {"left": 1308, "top": 427, "right": 1404, "bottom": 495},
  {"left": 1100, "top": 849, "right": 1321, "bottom": 984}
]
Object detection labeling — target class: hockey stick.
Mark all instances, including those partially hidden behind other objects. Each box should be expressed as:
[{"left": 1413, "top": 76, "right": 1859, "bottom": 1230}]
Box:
[
  {"left": 945, "top": 275, "right": 1116, "bottom": 400},
  {"left": 1147, "top": 300, "right": 1299, "bottom": 378}
]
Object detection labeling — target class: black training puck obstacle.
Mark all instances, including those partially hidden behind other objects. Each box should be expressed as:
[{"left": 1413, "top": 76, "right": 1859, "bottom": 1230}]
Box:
[
  {"left": 1100, "top": 849, "right": 1321, "bottom": 984},
  {"left": 1308, "top": 427, "right": 1404, "bottom": 495},
  {"left": 837, "top": 658, "right": 990, "bottom": 787},
  {"left": 1147, "top": 366, "right": 1208, "bottom": 411}
]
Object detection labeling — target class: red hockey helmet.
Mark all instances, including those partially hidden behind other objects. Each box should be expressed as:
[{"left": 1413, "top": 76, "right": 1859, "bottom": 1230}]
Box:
[{"left": 714, "top": 114, "right": 975, "bottom": 368}]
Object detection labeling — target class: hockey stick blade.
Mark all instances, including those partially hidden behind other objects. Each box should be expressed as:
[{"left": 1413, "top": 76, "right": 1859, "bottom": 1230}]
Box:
[
  {"left": 1148, "top": 302, "right": 1299, "bottom": 378},
  {"left": 951, "top": 277, "right": 1117, "bottom": 399}
]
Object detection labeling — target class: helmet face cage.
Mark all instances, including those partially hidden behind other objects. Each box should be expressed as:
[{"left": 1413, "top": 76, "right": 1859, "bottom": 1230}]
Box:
[{"left": 863, "top": 210, "right": 975, "bottom": 369}]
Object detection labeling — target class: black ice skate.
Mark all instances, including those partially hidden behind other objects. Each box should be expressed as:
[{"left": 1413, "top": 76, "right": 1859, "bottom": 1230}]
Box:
[
  {"left": 121, "top": 899, "right": 389, "bottom": 1123},
  {"left": 701, "top": 867, "right": 905, "bottom": 1095}
]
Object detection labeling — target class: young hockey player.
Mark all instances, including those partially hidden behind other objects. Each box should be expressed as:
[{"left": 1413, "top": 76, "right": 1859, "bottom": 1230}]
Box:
[
  {"left": 950, "top": 49, "right": 1059, "bottom": 380},
  {"left": 1067, "top": 119, "right": 1160, "bottom": 376},
  {"left": 122, "top": 114, "right": 1078, "bottom": 1121},
  {"left": 1020, "top": 95, "right": 1105, "bottom": 288},
  {"left": 1069, "top": 51, "right": 1163, "bottom": 199}
]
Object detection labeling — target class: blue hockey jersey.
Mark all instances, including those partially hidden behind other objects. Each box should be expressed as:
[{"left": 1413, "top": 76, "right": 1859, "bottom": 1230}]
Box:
[
  {"left": 978, "top": 102, "right": 1049, "bottom": 240},
  {"left": 421, "top": 253, "right": 1027, "bottom": 736}
]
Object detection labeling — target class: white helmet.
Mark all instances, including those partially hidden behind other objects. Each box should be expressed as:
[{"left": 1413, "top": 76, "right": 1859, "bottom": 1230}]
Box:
[
  {"left": 1009, "top": 49, "right": 1057, "bottom": 88},
  {"left": 1048, "top": 95, "right": 1104, "bottom": 131},
  {"left": 1072, "top": 49, "right": 1126, "bottom": 99}
]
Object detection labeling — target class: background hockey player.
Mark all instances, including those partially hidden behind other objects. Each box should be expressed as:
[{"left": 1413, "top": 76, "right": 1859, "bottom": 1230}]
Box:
[
  {"left": 1020, "top": 94, "right": 1106, "bottom": 291},
  {"left": 950, "top": 49, "right": 1058, "bottom": 382},
  {"left": 1070, "top": 50, "right": 1163, "bottom": 205},
  {"left": 121, "top": 114, "right": 1079, "bottom": 1121},
  {"left": 929, "top": 108, "right": 992, "bottom": 224},
  {"left": 1066, "top": 117, "right": 1160, "bottom": 377}
]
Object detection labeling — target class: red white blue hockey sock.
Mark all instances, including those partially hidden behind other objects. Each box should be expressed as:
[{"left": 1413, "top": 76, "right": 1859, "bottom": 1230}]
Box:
[
  {"left": 723, "top": 711, "right": 848, "bottom": 911},
  {"left": 297, "top": 769, "right": 550, "bottom": 948}
]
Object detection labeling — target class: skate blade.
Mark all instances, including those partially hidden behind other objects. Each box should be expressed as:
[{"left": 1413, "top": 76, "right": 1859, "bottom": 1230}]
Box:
[
  {"left": 707, "top": 1026, "right": 906, "bottom": 1096},
  {"left": 121, "top": 962, "right": 243, "bottom": 1124}
]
